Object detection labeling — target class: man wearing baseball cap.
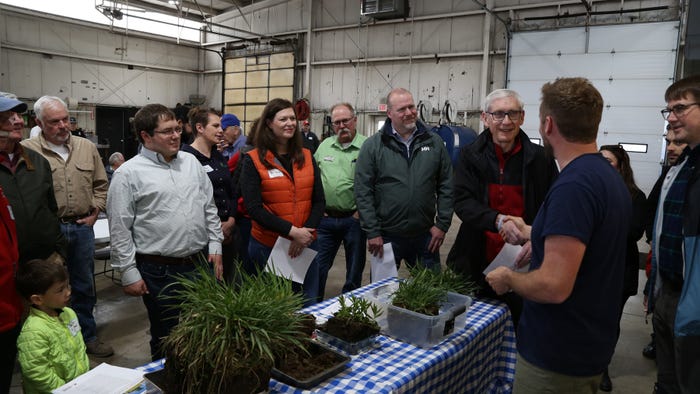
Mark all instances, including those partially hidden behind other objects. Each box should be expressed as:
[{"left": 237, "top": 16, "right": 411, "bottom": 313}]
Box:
[
  {"left": 0, "top": 93, "right": 65, "bottom": 265},
  {"left": 220, "top": 113, "right": 246, "bottom": 160},
  {"left": 301, "top": 119, "right": 319, "bottom": 153}
]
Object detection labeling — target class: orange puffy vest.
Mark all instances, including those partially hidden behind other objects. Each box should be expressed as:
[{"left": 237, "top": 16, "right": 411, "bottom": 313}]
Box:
[{"left": 249, "top": 149, "right": 315, "bottom": 247}]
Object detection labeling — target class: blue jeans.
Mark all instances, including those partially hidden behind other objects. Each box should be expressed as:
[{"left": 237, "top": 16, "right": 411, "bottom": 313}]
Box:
[
  {"left": 248, "top": 237, "right": 319, "bottom": 307},
  {"left": 383, "top": 232, "right": 441, "bottom": 271},
  {"left": 61, "top": 223, "right": 96, "bottom": 343},
  {"left": 316, "top": 216, "right": 366, "bottom": 301},
  {"left": 137, "top": 257, "right": 199, "bottom": 361}
]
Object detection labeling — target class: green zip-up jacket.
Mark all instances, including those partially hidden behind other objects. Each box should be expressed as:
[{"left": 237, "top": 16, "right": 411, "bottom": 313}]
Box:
[
  {"left": 17, "top": 306, "right": 89, "bottom": 394},
  {"left": 354, "top": 119, "right": 453, "bottom": 238},
  {"left": 0, "top": 144, "right": 66, "bottom": 264}
]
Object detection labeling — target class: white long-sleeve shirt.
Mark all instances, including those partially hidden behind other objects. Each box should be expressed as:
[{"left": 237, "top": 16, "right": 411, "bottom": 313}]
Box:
[{"left": 106, "top": 147, "right": 223, "bottom": 286}]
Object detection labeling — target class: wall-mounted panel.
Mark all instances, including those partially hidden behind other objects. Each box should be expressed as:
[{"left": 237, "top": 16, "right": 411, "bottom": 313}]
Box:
[
  {"left": 271, "top": 53, "right": 294, "bottom": 69},
  {"left": 416, "top": 20, "right": 453, "bottom": 54},
  {"left": 226, "top": 58, "right": 245, "bottom": 72},
  {"left": 225, "top": 74, "right": 246, "bottom": 89},
  {"left": 451, "top": 17, "right": 484, "bottom": 53},
  {"left": 588, "top": 22, "right": 680, "bottom": 52},
  {"left": 509, "top": 29, "right": 587, "bottom": 56},
  {"left": 270, "top": 69, "right": 294, "bottom": 86},
  {"left": 247, "top": 70, "right": 270, "bottom": 87},
  {"left": 225, "top": 89, "right": 245, "bottom": 103},
  {"left": 269, "top": 87, "right": 293, "bottom": 101},
  {"left": 246, "top": 88, "right": 269, "bottom": 102},
  {"left": 1, "top": 10, "right": 202, "bottom": 107},
  {"left": 4, "top": 15, "right": 42, "bottom": 47}
]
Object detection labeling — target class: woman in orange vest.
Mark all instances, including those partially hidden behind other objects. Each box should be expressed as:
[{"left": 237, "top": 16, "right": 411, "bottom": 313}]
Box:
[{"left": 240, "top": 98, "right": 325, "bottom": 306}]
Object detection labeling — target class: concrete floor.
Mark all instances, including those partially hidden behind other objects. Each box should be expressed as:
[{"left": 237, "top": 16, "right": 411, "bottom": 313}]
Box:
[{"left": 10, "top": 215, "right": 657, "bottom": 393}]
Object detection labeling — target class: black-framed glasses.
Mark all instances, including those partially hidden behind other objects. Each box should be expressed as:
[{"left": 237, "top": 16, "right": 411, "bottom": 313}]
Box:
[
  {"left": 153, "top": 127, "right": 182, "bottom": 136},
  {"left": 486, "top": 110, "right": 523, "bottom": 122},
  {"left": 661, "top": 103, "right": 699, "bottom": 120},
  {"left": 332, "top": 117, "right": 355, "bottom": 127}
]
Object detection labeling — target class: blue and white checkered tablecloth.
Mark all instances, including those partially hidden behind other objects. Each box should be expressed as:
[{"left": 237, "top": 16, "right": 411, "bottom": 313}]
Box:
[
  {"left": 271, "top": 278, "right": 515, "bottom": 394},
  {"left": 136, "top": 278, "right": 516, "bottom": 394}
]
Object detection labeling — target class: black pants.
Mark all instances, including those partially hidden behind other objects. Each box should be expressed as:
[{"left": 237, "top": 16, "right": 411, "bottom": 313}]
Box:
[
  {"left": 653, "top": 284, "right": 700, "bottom": 394},
  {"left": 0, "top": 324, "right": 20, "bottom": 394}
]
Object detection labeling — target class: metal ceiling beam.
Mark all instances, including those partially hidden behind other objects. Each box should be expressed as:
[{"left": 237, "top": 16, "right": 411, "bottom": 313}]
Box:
[{"left": 120, "top": 0, "right": 216, "bottom": 21}]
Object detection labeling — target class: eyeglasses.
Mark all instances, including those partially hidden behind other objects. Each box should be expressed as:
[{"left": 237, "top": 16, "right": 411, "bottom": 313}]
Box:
[
  {"left": 661, "top": 103, "right": 699, "bottom": 120},
  {"left": 486, "top": 110, "right": 523, "bottom": 122},
  {"left": 153, "top": 127, "right": 182, "bottom": 136},
  {"left": 332, "top": 117, "right": 355, "bottom": 127}
]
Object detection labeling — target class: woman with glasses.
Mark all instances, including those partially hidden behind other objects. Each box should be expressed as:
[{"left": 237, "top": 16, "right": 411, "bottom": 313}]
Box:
[
  {"left": 181, "top": 107, "right": 238, "bottom": 283},
  {"left": 598, "top": 144, "right": 647, "bottom": 392},
  {"left": 240, "top": 98, "right": 325, "bottom": 306}
]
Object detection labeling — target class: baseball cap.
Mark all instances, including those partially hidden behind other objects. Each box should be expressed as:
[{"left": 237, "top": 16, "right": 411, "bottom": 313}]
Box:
[
  {"left": 69, "top": 117, "right": 77, "bottom": 124},
  {"left": 0, "top": 95, "right": 28, "bottom": 113},
  {"left": 302, "top": 120, "right": 310, "bottom": 126},
  {"left": 221, "top": 113, "right": 240, "bottom": 129}
]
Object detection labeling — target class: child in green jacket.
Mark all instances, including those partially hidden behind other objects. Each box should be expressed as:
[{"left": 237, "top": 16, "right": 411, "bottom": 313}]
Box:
[{"left": 15, "top": 259, "right": 89, "bottom": 394}]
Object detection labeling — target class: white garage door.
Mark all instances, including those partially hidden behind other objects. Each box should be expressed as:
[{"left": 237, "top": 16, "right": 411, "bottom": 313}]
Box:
[{"left": 508, "top": 21, "right": 679, "bottom": 195}]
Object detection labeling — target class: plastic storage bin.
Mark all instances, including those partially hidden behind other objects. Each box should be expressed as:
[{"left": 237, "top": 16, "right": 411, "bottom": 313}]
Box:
[
  {"left": 379, "top": 290, "right": 472, "bottom": 348},
  {"left": 315, "top": 329, "right": 379, "bottom": 355}
]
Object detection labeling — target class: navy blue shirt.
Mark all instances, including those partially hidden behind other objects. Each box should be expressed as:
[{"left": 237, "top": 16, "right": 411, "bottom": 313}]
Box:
[
  {"left": 518, "top": 153, "right": 631, "bottom": 376},
  {"left": 181, "top": 145, "right": 236, "bottom": 221}
]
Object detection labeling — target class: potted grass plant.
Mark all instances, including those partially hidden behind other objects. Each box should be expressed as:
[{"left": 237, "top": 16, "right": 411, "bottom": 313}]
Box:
[
  {"left": 316, "top": 295, "right": 382, "bottom": 354},
  {"left": 386, "top": 267, "right": 475, "bottom": 348},
  {"left": 161, "top": 263, "right": 309, "bottom": 394}
]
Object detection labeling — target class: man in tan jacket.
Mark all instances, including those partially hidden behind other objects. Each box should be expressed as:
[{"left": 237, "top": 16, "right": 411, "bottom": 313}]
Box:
[{"left": 22, "top": 96, "right": 112, "bottom": 357}]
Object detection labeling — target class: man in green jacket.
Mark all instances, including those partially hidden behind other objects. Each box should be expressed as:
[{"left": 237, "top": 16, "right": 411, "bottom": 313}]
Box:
[
  {"left": 355, "top": 88, "right": 453, "bottom": 270},
  {"left": 0, "top": 94, "right": 65, "bottom": 265}
]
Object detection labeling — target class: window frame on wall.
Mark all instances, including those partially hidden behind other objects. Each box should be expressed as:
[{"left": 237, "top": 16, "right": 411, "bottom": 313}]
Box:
[{"left": 223, "top": 50, "right": 296, "bottom": 135}]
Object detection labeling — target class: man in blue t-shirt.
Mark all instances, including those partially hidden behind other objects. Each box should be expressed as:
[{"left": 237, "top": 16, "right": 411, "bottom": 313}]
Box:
[{"left": 486, "top": 77, "right": 631, "bottom": 393}]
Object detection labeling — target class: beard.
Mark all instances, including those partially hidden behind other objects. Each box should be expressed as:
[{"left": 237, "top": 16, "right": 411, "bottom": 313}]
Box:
[{"left": 542, "top": 135, "right": 554, "bottom": 158}]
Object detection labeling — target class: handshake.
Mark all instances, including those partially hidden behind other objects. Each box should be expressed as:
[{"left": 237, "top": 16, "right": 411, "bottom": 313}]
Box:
[{"left": 496, "top": 214, "right": 532, "bottom": 269}]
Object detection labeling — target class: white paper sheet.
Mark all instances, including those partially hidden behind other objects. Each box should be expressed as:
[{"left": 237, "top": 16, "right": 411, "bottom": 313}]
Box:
[
  {"left": 370, "top": 243, "right": 398, "bottom": 283},
  {"left": 482, "top": 243, "right": 529, "bottom": 275},
  {"left": 265, "top": 237, "right": 317, "bottom": 283},
  {"left": 52, "top": 363, "right": 144, "bottom": 394}
]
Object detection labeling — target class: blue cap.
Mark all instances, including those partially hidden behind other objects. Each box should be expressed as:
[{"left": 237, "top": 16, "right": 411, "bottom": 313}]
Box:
[
  {"left": 221, "top": 113, "right": 240, "bottom": 129},
  {"left": 0, "top": 95, "right": 27, "bottom": 113}
]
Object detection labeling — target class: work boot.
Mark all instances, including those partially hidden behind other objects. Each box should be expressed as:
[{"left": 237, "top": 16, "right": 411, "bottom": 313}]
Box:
[
  {"left": 599, "top": 368, "right": 612, "bottom": 392},
  {"left": 86, "top": 339, "right": 114, "bottom": 357},
  {"left": 643, "top": 333, "right": 656, "bottom": 359}
]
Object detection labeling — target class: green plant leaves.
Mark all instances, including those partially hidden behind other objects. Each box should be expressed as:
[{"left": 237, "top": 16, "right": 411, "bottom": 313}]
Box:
[{"left": 162, "top": 263, "right": 309, "bottom": 393}]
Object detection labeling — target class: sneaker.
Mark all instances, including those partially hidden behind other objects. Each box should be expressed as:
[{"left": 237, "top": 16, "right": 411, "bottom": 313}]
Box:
[
  {"left": 643, "top": 340, "right": 656, "bottom": 359},
  {"left": 86, "top": 340, "right": 114, "bottom": 357},
  {"left": 643, "top": 333, "right": 656, "bottom": 360},
  {"left": 599, "top": 369, "right": 612, "bottom": 392}
]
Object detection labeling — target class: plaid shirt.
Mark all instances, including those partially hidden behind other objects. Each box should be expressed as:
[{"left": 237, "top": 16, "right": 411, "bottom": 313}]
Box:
[
  {"left": 658, "top": 147, "right": 699, "bottom": 286},
  {"left": 0, "top": 143, "right": 22, "bottom": 173}
]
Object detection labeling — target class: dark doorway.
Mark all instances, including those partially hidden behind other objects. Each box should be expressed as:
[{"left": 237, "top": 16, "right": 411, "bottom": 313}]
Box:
[{"left": 95, "top": 106, "right": 140, "bottom": 163}]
